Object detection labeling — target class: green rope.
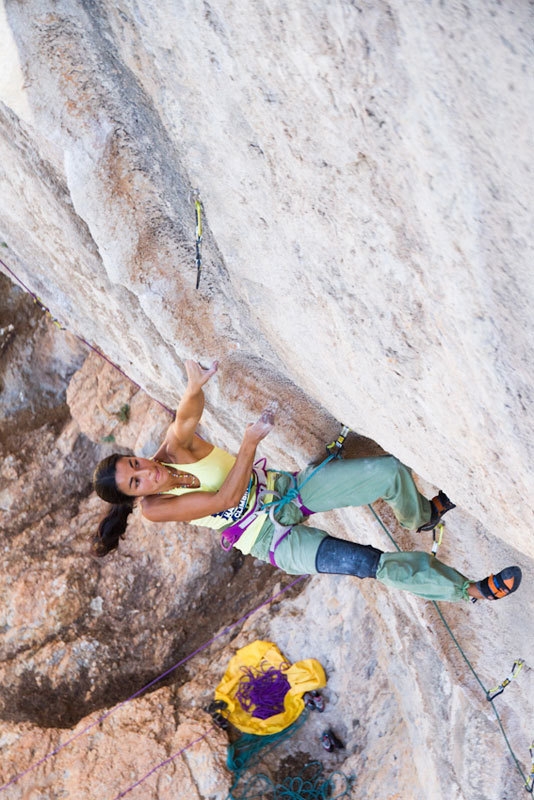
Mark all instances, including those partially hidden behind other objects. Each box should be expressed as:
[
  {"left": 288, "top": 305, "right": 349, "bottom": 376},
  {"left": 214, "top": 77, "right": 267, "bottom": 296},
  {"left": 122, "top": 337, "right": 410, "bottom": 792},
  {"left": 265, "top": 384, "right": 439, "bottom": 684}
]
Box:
[
  {"left": 261, "top": 425, "right": 350, "bottom": 520},
  {"left": 227, "top": 713, "right": 308, "bottom": 799},
  {"left": 226, "top": 711, "right": 356, "bottom": 799},
  {"left": 261, "top": 457, "right": 336, "bottom": 518},
  {"left": 228, "top": 759, "right": 355, "bottom": 800},
  {"left": 433, "top": 602, "right": 530, "bottom": 787},
  {"left": 367, "top": 504, "right": 401, "bottom": 552},
  {"left": 368, "top": 503, "right": 531, "bottom": 791}
]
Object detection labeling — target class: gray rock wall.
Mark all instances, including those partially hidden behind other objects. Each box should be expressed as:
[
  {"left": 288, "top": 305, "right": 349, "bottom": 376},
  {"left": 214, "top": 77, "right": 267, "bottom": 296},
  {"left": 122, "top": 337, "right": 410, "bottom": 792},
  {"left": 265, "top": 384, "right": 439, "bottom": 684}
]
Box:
[
  {"left": 1, "top": 1, "right": 533, "bottom": 798},
  {"left": 1, "top": 0, "right": 532, "bottom": 548}
]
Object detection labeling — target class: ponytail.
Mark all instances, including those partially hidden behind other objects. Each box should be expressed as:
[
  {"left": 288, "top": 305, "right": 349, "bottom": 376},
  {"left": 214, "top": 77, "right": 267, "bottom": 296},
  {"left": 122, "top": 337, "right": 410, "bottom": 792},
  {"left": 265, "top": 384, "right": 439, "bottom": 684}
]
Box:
[
  {"left": 92, "top": 502, "right": 134, "bottom": 557},
  {"left": 92, "top": 453, "right": 134, "bottom": 557}
]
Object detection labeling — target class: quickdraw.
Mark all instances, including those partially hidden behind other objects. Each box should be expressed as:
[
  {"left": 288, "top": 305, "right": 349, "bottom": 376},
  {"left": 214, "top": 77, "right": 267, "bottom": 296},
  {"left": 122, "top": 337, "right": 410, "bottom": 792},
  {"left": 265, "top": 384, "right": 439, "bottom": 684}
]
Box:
[
  {"left": 326, "top": 425, "right": 351, "bottom": 458},
  {"left": 38, "top": 302, "right": 65, "bottom": 330},
  {"left": 525, "top": 741, "right": 534, "bottom": 794},
  {"left": 431, "top": 522, "right": 444, "bottom": 556},
  {"left": 194, "top": 195, "right": 203, "bottom": 289},
  {"left": 486, "top": 658, "right": 525, "bottom": 701}
]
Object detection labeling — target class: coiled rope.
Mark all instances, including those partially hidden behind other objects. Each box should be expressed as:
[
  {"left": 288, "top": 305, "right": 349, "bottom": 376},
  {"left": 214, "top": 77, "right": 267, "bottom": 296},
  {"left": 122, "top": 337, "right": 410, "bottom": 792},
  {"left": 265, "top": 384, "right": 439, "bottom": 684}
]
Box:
[{"left": 229, "top": 759, "right": 354, "bottom": 800}]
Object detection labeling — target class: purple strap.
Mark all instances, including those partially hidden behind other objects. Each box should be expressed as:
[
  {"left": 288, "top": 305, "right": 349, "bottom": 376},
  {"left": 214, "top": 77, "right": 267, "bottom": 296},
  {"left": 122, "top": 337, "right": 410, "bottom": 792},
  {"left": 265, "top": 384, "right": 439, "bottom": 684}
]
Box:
[
  {"left": 268, "top": 526, "right": 292, "bottom": 566},
  {"left": 288, "top": 471, "right": 315, "bottom": 517},
  {"left": 297, "top": 499, "right": 315, "bottom": 517}
]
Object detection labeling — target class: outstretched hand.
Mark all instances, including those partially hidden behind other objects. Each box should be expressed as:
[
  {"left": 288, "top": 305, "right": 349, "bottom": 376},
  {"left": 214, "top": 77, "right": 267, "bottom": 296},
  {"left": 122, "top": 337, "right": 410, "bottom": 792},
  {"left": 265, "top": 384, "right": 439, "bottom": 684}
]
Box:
[
  {"left": 185, "top": 359, "right": 218, "bottom": 391},
  {"left": 245, "top": 401, "right": 278, "bottom": 444}
]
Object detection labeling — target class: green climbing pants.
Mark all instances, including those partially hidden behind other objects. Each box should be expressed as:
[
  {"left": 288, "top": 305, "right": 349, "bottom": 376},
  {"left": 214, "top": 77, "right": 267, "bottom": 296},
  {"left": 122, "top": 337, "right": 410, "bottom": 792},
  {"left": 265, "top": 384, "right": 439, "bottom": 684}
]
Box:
[
  {"left": 296, "top": 456, "right": 431, "bottom": 530},
  {"left": 248, "top": 457, "right": 471, "bottom": 601},
  {"left": 249, "top": 455, "right": 430, "bottom": 569},
  {"left": 376, "top": 551, "right": 471, "bottom": 602}
]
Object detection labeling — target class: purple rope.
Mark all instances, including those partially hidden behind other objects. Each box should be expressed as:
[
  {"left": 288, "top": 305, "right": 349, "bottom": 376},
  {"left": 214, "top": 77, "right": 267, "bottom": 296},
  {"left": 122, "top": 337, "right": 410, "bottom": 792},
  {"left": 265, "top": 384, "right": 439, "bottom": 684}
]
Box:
[
  {"left": 235, "top": 662, "right": 291, "bottom": 719},
  {"left": 0, "top": 257, "right": 174, "bottom": 416},
  {"left": 0, "top": 576, "right": 307, "bottom": 793},
  {"left": 111, "top": 730, "right": 212, "bottom": 799}
]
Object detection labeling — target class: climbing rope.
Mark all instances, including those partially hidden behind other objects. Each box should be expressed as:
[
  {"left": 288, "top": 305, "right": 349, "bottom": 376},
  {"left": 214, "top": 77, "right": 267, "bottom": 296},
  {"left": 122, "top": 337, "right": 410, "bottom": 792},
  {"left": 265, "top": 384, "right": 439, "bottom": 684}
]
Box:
[
  {"left": 0, "top": 271, "right": 530, "bottom": 793},
  {"left": 368, "top": 503, "right": 531, "bottom": 793},
  {"left": 227, "top": 714, "right": 309, "bottom": 778},
  {"left": 261, "top": 424, "right": 350, "bottom": 520},
  {"left": 227, "top": 711, "right": 355, "bottom": 800},
  {"left": 111, "top": 730, "right": 212, "bottom": 800},
  {"left": 261, "top": 459, "right": 334, "bottom": 519},
  {"left": 235, "top": 662, "right": 292, "bottom": 720},
  {"left": 229, "top": 760, "right": 355, "bottom": 800}
]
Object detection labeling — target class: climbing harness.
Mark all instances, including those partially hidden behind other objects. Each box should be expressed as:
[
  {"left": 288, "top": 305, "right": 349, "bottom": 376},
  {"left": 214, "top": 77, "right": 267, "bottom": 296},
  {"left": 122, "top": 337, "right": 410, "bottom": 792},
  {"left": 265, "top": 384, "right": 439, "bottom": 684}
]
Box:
[
  {"left": 219, "top": 426, "right": 351, "bottom": 565},
  {"left": 194, "top": 193, "right": 203, "bottom": 289},
  {"left": 260, "top": 425, "right": 351, "bottom": 566},
  {"left": 262, "top": 471, "right": 315, "bottom": 566},
  {"left": 0, "top": 267, "right": 530, "bottom": 796},
  {"left": 486, "top": 659, "right": 525, "bottom": 701}
]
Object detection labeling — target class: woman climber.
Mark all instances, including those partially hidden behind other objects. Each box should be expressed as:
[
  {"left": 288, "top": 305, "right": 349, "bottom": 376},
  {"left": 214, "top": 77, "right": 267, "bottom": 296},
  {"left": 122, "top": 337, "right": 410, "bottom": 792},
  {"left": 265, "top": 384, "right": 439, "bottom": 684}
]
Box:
[{"left": 92, "top": 360, "right": 521, "bottom": 603}]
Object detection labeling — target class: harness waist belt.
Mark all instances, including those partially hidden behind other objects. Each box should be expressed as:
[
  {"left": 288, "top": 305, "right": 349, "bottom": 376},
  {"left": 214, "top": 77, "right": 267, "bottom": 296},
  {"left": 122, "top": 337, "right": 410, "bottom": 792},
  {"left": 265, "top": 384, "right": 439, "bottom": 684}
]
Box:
[{"left": 220, "top": 466, "right": 318, "bottom": 565}]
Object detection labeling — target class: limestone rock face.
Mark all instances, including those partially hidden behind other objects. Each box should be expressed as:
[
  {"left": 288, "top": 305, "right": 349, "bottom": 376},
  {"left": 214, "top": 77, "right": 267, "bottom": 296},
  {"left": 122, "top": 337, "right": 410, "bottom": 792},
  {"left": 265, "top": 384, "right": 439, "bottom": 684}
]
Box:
[{"left": 0, "top": 2, "right": 533, "bottom": 799}]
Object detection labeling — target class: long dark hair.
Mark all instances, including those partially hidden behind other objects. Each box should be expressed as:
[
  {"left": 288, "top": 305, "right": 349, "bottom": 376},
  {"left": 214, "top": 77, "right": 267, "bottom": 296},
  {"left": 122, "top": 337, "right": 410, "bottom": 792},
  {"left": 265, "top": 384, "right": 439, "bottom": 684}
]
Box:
[{"left": 92, "top": 454, "right": 134, "bottom": 557}]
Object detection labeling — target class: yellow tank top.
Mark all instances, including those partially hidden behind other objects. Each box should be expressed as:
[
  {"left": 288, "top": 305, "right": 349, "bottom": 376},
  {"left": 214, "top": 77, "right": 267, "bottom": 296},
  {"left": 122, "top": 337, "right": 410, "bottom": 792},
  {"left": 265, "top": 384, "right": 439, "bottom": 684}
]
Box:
[{"left": 160, "top": 445, "right": 276, "bottom": 554}]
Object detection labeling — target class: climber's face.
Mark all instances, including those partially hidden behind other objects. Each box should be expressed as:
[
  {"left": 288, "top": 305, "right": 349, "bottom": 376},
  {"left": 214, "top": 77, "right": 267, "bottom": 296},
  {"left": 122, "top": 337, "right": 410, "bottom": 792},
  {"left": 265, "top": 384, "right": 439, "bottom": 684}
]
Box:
[{"left": 115, "top": 457, "right": 163, "bottom": 497}]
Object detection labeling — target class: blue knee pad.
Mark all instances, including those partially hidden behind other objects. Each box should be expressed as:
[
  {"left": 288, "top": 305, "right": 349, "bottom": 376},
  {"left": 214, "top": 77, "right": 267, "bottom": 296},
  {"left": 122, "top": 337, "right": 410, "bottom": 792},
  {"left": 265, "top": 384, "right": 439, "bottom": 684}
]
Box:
[{"left": 315, "top": 536, "right": 382, "bottom": 579}]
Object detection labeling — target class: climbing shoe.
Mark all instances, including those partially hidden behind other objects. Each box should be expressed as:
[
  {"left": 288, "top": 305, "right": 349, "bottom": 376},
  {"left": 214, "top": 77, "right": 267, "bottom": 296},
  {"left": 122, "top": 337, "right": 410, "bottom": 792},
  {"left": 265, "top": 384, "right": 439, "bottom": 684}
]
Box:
[
  {"left": 321, "top": 729, "right": 344, "bottom": 751},
  {"left": 205, "top": 700, "right": 229, "bottom": 730},
  {"left": 417, "top": 490, "right": 456, "bottom": 532},
  {"left": 304, "top": 690, "right": 325, "bottom": 712},
  {"left": 475, "top": 566, "right": 522, "bottom": 600}
]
